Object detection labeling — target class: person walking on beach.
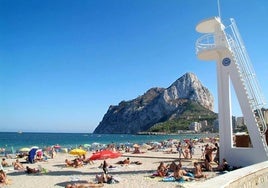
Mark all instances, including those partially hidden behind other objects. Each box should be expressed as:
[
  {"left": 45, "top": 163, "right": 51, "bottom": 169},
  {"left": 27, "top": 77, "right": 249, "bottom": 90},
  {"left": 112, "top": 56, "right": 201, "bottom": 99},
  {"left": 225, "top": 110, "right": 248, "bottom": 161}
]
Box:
[
  {"left": 176, "top": 142, "right": 185, "bottom": 159},
  {"left": 187, "top": 140, "right": 193, "bottom": 159}
]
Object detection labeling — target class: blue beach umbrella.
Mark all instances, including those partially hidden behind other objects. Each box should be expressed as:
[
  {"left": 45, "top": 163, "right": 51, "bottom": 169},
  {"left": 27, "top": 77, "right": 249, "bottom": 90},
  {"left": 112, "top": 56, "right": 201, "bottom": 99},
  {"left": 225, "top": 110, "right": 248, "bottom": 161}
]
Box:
[{"left": 28, "top": 148, "right": 38, "bottom": 163}]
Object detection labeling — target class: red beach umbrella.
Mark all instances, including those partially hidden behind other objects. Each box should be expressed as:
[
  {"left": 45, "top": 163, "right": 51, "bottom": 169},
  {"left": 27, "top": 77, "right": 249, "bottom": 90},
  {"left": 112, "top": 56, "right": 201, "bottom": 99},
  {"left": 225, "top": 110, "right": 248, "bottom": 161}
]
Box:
[{"left": 89, "top": 150, "right": 121, "bottom": 160}]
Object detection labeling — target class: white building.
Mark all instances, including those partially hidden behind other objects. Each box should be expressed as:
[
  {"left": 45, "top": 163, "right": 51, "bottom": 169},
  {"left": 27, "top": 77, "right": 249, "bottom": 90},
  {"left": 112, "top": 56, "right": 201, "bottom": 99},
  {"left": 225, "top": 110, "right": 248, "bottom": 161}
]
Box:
[
  {"left": 189, "top": 122, "right": 202, "bottom": 132},
  {"left": 236, "top": 117, "right": 245, "bottom": 127}
]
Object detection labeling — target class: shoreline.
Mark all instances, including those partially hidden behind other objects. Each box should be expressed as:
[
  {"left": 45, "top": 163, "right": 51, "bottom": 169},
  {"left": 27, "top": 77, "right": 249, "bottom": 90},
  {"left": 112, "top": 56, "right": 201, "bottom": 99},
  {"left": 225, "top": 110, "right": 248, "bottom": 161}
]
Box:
[{"left": 0, "top": 132, "right": 218, "bottom": 154}]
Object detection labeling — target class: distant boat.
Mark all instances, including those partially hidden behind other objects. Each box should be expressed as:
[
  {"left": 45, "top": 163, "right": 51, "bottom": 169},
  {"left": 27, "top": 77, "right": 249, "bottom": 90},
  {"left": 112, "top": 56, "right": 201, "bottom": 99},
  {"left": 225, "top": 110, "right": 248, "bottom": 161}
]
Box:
[{"left": 18, "top": 131, "right": 23, "bottom": 134}]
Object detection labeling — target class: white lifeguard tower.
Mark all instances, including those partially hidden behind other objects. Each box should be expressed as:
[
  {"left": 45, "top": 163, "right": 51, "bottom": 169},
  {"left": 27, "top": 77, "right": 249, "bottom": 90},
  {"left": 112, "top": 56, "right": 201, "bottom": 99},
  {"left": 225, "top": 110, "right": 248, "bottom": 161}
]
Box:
[{"left": 195, "top": 17, "right": 268, "bottom": 166}]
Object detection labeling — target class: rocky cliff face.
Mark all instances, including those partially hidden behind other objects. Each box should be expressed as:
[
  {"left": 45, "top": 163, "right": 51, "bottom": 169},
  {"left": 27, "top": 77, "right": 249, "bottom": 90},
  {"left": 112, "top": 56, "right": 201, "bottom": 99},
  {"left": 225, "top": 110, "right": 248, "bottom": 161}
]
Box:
[{"left": 93, "top": 72, "right": 214, "bottom": 134}]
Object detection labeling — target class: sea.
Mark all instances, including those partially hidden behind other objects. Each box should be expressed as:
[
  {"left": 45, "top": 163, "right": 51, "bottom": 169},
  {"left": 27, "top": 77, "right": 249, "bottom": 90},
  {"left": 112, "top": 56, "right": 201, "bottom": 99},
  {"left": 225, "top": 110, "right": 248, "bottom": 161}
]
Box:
[{"left": 0, "top": 132, "right": 217, "bottom": 154}]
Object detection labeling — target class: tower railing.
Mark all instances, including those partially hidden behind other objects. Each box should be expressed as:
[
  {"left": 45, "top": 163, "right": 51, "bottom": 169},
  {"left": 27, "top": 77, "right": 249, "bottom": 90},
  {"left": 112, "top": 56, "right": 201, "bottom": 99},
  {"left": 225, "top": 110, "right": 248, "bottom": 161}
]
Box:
[
  {"left": 226, "top": 18, "right": 267, "bottom": 135},
  {"left": 195, "top": 34, "right": 216, "bottom": 54}
]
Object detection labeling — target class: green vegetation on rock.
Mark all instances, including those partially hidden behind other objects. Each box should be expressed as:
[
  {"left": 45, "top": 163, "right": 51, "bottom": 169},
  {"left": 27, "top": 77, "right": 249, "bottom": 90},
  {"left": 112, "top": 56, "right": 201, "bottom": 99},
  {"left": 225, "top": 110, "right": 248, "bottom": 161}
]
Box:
[{"left": 148, "top": 101, "right": 217, "bottom": 133}]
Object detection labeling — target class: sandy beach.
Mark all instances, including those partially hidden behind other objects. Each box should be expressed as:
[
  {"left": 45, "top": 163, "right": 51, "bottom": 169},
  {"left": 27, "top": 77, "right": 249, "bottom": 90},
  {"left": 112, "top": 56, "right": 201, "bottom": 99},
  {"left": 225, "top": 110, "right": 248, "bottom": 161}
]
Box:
[{"left": 1, "top": 142, "right": 219, "bottom": 188}]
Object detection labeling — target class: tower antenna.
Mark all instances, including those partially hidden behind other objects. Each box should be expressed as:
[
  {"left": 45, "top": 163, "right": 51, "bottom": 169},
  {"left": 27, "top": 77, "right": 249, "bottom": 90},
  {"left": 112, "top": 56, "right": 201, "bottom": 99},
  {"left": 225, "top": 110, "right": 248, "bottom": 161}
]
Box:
[{"left": 217, "top": 0, "right": 221, "bottom": 19}]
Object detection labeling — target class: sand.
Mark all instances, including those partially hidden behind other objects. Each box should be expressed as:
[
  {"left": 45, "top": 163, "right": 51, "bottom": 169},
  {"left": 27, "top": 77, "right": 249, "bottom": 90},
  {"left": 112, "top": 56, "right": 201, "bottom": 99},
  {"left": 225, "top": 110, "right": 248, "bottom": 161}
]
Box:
[{"left": 1, "top": 143, "right": 219, "bottom": 188}]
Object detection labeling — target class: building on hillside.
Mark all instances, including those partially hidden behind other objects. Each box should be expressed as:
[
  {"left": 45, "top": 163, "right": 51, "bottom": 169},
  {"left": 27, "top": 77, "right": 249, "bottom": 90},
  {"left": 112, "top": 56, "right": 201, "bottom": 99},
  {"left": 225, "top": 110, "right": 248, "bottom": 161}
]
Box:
[{"left": 189, "top": 122, "right": 202, "bottom": 132}]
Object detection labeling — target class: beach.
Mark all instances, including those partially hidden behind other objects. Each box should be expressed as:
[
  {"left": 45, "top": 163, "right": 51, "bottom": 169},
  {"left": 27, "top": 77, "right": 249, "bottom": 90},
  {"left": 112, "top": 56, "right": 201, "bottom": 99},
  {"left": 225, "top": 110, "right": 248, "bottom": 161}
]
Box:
[{"left": 1, "top": 141, "right": 219, "bottom": 188}]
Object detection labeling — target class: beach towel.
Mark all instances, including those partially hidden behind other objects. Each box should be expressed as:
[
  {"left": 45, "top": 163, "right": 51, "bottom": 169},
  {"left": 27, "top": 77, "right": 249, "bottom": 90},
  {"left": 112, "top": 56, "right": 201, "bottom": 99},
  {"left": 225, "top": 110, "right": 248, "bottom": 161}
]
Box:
[
  {"left": 38, "top": 165, "right": 50, "bottom": 174},
  {"left": 70, "top": 176, "right": 80, "bottom": 181},
  {"left": 162, "top": 177, "right": 175, "bottom": 182},
  {"left": 162, "top": 177, "right": 185, "bottom": 183},
  {"left": 186, "top": 172, "right": 194, "bottom": 178}
]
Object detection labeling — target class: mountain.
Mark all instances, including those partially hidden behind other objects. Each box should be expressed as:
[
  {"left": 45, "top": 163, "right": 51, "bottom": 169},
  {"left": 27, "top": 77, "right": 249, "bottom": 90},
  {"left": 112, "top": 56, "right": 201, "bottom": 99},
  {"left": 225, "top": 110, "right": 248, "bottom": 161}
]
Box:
[{"left": 93, "top": 72, "right": 214, "bottom": 134}]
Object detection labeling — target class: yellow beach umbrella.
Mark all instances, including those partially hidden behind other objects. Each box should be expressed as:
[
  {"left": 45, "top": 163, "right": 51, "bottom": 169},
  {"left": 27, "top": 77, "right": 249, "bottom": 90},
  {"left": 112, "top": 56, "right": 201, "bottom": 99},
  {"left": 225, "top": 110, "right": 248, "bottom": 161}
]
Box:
[
  {"left": 69, "top": 148, "right": 86, "bottom": 156},
  {"left": 19, "top": 147, "right": 30, "bottom": 152}
]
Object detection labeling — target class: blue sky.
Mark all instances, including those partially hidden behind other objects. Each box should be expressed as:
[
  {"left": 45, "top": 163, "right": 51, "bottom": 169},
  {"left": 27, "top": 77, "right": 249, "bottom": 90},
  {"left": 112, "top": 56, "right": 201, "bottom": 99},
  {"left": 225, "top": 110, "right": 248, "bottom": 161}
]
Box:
[{"left": 1, "top": 0, "right": 267, "bottom": 133}]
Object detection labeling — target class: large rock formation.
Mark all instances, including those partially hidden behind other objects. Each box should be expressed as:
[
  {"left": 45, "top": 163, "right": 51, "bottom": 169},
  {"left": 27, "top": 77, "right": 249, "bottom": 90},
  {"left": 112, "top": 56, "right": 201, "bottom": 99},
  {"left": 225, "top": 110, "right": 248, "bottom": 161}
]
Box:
[{"left": 93, "top": 72, "right": 214, "bottom": 134}]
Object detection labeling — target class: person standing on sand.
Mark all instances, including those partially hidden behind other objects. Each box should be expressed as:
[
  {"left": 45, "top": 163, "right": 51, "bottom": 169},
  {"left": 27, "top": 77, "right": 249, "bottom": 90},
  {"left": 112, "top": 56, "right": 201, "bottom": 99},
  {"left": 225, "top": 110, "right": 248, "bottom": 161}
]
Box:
[
  {"left": 214, "top": 143, "right": 220, "bottom": 165},
  {"left": 176, "top": 142, "right": 185, "bottom": 159},
  {"left": 51, "top": 147, "right": 56, "bottom": 159},
  {"left": 188, "top": 140, "right": 193, "bottom": 159},
  {"left": 102, "top": 160, "right": 108, "bottom": 174}
]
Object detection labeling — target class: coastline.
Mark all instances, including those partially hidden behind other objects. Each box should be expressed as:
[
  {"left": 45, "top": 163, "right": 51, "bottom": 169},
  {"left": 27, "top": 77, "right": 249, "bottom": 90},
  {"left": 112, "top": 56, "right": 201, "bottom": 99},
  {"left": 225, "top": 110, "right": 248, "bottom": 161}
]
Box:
[{"left": 0, "top": 132, "right": 218, "bottom": 153}]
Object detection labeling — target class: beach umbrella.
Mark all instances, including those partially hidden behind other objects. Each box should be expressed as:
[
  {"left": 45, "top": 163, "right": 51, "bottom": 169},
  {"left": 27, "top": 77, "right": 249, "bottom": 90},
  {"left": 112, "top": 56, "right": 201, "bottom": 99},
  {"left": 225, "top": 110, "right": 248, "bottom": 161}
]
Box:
[
  {"left": 53, "top": 145, "right": 61, "bottom": 149},
  {"left": 36, "top": 149, "right": 43, "bottom": 156},
  {"left": 133, "top": 144, "right": 140, "bottom": 148},
  {"left": 91, "top": 142, "right": 100, "bottom": 146},
  {"left": 28, "top": 148, "right": 38, "bottom": 163},
  {"left": 151, "top": 142, "right": 161, "bottom": 146},
  {"left": 69, "top": 148, "right": 87, "bottom": 156},
  {"left": 89, "top": 150, "right": 121, "bottom": 160},
  {"left": 141, "top": 143, "right": 151, "bottom": 150},
  {"left": 84, "top": 144, "right": 91, "bottom": 148},
  {"left": 60, "top": 148, "right": 68, "bottom": 153},
  {"left": 19, "top": 147, "right": 30, "bottom": 152},
  {"left": 31, "top": 146, "right": 39, "bottom": 150}
]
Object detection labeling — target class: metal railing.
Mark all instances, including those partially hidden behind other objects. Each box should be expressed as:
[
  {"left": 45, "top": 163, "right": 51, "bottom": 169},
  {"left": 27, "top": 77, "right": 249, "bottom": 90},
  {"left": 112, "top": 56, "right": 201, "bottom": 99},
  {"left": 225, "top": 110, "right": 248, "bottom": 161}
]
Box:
[
  {"left": 195, "top": 34, "right": 216, "bottom": 54},
  {"left": 226, "top": 18, "right": 267, "bottom": 135}
]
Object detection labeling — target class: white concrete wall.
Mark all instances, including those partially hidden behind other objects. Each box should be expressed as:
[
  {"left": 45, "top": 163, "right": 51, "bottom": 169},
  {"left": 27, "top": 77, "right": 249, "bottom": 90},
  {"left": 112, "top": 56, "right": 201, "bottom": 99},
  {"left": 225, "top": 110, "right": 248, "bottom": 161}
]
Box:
[{"left": 185, "top": 161, "right": 268, "bottom": 188}]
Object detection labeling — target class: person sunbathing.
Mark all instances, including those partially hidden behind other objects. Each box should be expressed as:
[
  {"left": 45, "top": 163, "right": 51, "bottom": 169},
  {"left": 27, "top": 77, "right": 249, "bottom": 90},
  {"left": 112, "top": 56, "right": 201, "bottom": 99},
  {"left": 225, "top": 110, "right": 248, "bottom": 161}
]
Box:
[
  {"left": 65, "top": 159, "right": 75, "bottom": 167},
  {"left": 65, "top": 182, "right": 104, "bottom": 188},
  {"left": 0, "top": 170, "right": 8, "bottom": 185},
  {"left": 13, "top": 159, "right": 24, "bottom": 170},
  {"left": 96, "top": 173, "right": 113, "bottom": 184},
  {"left": 116, "top": 157, "right": 130, "bottom": 165},
  {"left": 131, "top": 161, "right": 142, "bottom": 165},
  {"left": 25, "top": 166, "right": 40, "bottom": 174},
  {"left": 193, "top": 162, "right": 207, "bottom": 178},
  {"left": 73, "top": 158, "right": 83, "bottom": 168},
  {"left": 173, "top": 165, "right": 192, "bottom": 181},
  {"left": 1, "top": 158, "right": 9, "bottom": 167},
  {"left": 157, "top": 162, "right": 169, "bottom": 177},
  {"left": 217, "top": 158, "right": 230, "bottom": 171},
  {"left": 168, "top": 161, "right": 177, "bottom": 172}
]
